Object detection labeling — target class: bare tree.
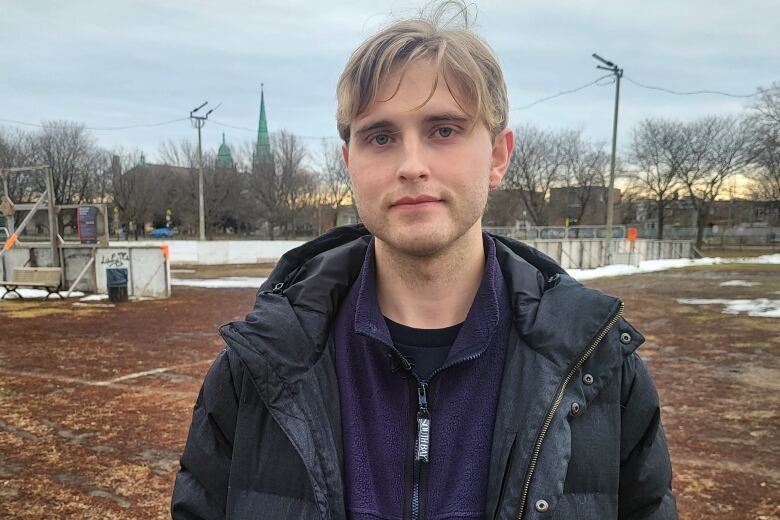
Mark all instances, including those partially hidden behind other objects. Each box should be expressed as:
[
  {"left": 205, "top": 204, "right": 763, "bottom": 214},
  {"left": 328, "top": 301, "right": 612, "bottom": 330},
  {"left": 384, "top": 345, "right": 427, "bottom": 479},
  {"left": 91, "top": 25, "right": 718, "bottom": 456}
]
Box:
[
  {"left": 560, "top": 130, "right": 609, "bottom": 223},
  {"left": 31, "top": 121, "right": 106, "bottom": 205},
  {"left": 248, "top": 130, "right": 309, "bottom": 238},
  {"left": 276, "top": 131, "right": 310, "bottom": 237},
  {"left": 207, "top": 158, "right": 246, "bottom": 233},
  {"left": 504, "top": 125, "right": 566, "bottom": 225},
  {"left": 157, "top": 139, "right": 198, "bottom": 168},
  {"left": 677, "top": 116, "right": 753, "bottom": 250},
  {"left": 627, "top": 119, "right": 686, "bottom": 239},
  {"left": 752, "top": 82, "right": 780, "bottom": 128},
  {"left": 111, "top": 149, "right": 157, "bottom": 234},
  {"left": 316, "top": 140, "right": 352, "bottom": 229},
  {"left": 746, "top": 82, "right": 780, "bottom": 201},
  {"left": 0, "top": 127, "right": 36, "bottom": 202}
]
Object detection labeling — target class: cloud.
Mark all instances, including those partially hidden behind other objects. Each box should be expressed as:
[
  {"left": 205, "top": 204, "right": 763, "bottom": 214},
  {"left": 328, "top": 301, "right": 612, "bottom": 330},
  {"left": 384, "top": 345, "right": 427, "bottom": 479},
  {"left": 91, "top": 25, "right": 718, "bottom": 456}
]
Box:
[{"left": 1, "top": 0, "right": 777, "bottom": 154}]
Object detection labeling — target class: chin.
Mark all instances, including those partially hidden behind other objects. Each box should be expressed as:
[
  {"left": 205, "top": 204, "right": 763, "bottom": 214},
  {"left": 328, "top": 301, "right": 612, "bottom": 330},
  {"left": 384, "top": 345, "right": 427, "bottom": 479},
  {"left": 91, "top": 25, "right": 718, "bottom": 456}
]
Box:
[{"left": 377, "top": 225, "right": 462, "bottom": 257}]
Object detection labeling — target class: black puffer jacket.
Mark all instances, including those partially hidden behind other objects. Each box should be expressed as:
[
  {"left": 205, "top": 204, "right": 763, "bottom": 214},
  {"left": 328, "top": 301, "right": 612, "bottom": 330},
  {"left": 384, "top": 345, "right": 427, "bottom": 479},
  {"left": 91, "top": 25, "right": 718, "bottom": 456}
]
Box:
[{"left": 171, "top": 225, "right": 677, "bottom": 519}]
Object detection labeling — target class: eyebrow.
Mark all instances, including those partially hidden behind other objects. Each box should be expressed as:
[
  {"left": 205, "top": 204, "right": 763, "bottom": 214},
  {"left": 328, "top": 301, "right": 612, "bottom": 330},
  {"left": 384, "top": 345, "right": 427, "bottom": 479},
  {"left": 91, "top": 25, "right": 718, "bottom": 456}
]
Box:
[
  {"left": 422, "top": 113, "right": 472, "bottom": 125},
  {"left": 353, "top": 120, "right": 395, "bottom": 137},
  {"left": 353, "top": 112, "right": 473, "bottom": 137}
]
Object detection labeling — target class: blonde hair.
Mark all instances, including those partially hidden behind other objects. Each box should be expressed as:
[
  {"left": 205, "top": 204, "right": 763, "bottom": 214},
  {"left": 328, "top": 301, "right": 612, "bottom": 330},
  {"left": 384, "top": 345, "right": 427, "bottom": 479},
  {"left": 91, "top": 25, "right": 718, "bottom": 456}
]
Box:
[{"left": 336, "top": 1, "right": 509, "bottom": 143}]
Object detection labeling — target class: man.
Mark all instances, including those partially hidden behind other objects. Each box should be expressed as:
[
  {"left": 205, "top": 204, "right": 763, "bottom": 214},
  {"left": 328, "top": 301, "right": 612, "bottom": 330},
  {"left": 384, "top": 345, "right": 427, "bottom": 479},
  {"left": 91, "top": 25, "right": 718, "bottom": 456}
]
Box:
[{"left": 172, "top": 3, "right": 677, "bottom": 519}]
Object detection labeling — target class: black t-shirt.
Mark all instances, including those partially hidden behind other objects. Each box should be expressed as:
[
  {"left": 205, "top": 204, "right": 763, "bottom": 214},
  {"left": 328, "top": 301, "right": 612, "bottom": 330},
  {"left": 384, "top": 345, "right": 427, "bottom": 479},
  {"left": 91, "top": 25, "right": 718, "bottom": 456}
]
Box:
[{"left": 384, "top": 316, "right": 463, "bottom": 382}]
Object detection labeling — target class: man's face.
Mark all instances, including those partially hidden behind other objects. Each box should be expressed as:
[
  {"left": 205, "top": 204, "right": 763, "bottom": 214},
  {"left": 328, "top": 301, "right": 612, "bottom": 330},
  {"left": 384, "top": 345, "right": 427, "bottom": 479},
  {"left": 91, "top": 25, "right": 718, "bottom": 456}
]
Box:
[{"left": 342, "top": 59, "right": 513, "bottom": 257}]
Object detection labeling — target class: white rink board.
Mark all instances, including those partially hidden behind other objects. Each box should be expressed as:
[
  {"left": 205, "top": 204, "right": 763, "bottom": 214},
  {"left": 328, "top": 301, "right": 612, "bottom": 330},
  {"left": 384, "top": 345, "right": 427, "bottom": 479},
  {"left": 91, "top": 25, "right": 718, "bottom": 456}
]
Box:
[
  {"left": 95, "top": 246, "right": 170, "bottom": 298},
  {"left": 1, "top": 244, "right": 170, "bottom": 298},
  {"left": 109, "top": 240, "right": 305, "bottom": 265},
  {"left": 128, "top": 247, "right": 169, "bottom": 298}
]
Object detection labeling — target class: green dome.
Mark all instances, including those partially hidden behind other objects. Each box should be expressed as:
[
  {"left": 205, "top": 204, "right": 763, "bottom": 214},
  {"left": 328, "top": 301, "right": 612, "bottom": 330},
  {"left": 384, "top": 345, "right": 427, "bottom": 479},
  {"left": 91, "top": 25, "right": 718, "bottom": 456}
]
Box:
[{"left": 216, "top": 133, "right": 234, "bottom": 168}]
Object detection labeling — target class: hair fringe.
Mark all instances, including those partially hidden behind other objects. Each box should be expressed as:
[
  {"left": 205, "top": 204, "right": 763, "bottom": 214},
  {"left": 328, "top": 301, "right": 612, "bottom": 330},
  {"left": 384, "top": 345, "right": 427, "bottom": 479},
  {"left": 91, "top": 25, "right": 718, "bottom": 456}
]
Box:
[{"left": 336, "top": 0, "right": 505, "bottom": 143}]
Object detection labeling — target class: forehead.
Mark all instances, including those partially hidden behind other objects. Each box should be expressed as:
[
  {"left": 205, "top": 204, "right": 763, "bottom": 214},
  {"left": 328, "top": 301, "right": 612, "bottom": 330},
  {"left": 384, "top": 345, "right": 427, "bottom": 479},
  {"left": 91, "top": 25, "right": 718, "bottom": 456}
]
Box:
[{"left": 353, "top": 60, "right": 473, "bottom": 127}]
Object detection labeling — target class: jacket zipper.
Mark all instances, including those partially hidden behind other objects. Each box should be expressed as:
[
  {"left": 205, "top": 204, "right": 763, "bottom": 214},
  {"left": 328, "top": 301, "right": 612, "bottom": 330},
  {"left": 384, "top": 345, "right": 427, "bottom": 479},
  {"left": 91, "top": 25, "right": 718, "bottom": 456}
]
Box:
[{"left": 515, "top": 301, "right": 624, "bottom": 520}]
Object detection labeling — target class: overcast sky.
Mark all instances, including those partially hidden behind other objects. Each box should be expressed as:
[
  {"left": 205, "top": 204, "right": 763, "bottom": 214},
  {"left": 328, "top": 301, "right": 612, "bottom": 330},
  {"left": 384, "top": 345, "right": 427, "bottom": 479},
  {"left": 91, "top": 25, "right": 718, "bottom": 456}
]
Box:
[{"left": 1, "top": 0, "right": 778, "bottom": 161}]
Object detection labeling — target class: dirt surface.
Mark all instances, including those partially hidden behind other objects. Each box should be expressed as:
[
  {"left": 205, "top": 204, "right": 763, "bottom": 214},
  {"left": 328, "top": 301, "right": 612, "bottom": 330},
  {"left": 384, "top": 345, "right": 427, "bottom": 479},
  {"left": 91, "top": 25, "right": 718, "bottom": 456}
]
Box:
[
  {"left": 170, "top": 263, "right": 276, "bottom": 279},
  {"left": 1, "top": 263, "right": 778, "bottom": 519},
  {"left": 700, "top": 246, "right": 779, "bottom": 258}
]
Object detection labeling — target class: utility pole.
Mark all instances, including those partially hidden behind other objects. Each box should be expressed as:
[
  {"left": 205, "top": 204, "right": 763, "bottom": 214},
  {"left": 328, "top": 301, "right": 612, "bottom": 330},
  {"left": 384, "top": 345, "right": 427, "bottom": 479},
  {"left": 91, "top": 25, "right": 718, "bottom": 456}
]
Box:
[
  {"left": 189, "top": 101, "right": 219, "bottom": 241},
  {"left": 593, "top": 53, "right": 623, "bottom": 265}
]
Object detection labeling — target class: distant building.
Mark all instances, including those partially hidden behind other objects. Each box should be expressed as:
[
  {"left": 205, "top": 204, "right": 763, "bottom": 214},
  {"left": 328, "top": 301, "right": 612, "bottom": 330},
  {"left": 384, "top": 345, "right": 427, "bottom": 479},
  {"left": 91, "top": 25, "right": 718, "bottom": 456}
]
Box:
[
  {"left": 336, "top": 204, "right": 359, "bottom": 227},
  {"left": 482, "top": 189, "right": 540, "bottom": 227},
  {"left": 547, "top": 186, "right": 622, "bottom": 226},
  {"left": 302, "top": 203, "right": 359, "bottom": 236},
  {"left": 620, "top": 197, "right": 780, "bottom": 238}
]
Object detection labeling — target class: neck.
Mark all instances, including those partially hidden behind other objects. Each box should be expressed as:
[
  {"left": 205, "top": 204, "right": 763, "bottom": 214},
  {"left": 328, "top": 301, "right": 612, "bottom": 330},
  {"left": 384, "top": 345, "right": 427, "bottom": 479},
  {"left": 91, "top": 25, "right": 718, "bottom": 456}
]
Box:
[{"left": 374, "top": 224, "right": 485, "bottom": 329}]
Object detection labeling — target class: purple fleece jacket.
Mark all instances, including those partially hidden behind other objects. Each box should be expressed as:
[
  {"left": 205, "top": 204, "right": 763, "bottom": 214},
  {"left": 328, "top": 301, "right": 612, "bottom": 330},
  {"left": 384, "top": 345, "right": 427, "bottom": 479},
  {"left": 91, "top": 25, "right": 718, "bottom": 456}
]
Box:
[{"left": 333, "top": 235, "right": 514, "bottom": 520}]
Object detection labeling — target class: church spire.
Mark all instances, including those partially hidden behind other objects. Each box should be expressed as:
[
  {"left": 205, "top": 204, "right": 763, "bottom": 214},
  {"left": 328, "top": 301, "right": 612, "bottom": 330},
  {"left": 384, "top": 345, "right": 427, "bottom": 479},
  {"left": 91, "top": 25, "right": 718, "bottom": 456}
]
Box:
[{"left": 253, "top": 83, "right": 272, "bottom": 165}]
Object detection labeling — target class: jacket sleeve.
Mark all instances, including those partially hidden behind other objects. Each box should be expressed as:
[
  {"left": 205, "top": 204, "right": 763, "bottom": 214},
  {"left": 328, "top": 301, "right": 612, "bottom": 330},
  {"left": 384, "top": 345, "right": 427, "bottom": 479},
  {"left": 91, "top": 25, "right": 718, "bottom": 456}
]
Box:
[
  {"left": 171, "top": 348, "right": 244, "bottom": 520},
  {"left": 618, "top": 353, "right": 678, "bottom": 520}
]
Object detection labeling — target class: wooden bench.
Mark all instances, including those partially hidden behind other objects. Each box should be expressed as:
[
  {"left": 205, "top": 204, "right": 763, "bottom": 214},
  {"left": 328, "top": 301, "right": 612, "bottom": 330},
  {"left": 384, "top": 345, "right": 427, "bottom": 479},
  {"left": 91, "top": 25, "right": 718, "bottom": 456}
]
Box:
[{"left": 0, "top": 267, "right": 63, "bottom": 300}]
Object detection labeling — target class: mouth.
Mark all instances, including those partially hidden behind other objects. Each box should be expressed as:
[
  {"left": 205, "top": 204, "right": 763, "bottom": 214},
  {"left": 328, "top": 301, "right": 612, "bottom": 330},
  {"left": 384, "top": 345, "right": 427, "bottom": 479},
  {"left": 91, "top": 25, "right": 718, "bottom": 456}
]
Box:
[{"left": 391, "top": 195, "right": 443, "bottom": 209}]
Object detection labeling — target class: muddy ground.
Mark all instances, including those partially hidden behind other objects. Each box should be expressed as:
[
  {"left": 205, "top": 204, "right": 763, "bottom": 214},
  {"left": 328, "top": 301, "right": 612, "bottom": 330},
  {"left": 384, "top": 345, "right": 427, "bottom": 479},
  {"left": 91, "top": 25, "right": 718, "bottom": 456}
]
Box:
[{"left": 0, "top": 263, "right": 778, "bottom": 519}]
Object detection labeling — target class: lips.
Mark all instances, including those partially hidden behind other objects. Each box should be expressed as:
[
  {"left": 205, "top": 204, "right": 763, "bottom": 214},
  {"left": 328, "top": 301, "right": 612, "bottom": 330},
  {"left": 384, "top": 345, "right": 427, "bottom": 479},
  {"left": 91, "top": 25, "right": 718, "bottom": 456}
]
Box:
[{"left": 391, "top": 195, "right": 442, "bottom": 207}]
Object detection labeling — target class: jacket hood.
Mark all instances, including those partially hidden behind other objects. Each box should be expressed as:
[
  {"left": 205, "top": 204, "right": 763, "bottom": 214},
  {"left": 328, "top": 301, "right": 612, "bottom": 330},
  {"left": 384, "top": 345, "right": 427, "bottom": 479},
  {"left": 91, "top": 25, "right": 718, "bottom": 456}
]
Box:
[{"left": 220, "top": 224, "right": 637, "bottom": 383}]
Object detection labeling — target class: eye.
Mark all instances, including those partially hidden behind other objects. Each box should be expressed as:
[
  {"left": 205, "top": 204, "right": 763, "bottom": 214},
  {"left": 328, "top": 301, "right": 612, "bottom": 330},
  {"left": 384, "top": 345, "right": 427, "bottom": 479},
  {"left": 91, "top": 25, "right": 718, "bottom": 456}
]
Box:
[
  {"left": 435, "top": 127, "right": 454, "bottom": 138},
  {"left": 372, "top": 134, "right": 390, "bottom": 146}
]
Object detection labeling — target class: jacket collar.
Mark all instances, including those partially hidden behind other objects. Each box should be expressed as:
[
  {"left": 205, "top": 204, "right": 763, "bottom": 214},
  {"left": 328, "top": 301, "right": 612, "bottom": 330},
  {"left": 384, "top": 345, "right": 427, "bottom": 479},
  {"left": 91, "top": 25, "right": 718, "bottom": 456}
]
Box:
[
  {"left": 223, "top": 224, "right": 633, "bottom": 382},
  {"left": 493, "top": 239, "right": 624, "bottom": 370}
]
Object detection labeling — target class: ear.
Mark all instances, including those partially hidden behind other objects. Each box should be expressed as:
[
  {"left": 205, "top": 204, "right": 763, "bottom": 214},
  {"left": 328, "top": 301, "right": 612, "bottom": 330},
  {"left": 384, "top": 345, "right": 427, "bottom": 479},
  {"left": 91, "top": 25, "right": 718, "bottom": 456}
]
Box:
[
  {"left": 341, "top": 143, "right": 350, "bottom": 168},
  {"left": 489, "top": 127, "right": 514, "bottom": 189}
]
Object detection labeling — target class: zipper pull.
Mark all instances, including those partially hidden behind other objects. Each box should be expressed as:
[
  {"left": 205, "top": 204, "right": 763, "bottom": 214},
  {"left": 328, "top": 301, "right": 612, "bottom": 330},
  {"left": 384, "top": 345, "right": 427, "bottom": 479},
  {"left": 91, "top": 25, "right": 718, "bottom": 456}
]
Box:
[{"left": 416, "top": 383, "right": 431, "bottom": 463}]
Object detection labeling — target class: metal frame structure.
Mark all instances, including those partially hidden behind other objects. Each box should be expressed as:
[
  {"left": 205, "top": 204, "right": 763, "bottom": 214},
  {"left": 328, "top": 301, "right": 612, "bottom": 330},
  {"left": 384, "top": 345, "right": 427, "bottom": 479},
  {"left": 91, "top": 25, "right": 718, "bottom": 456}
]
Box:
[{"left": 0, "top": 166, "right": 64, "bottom": 287}]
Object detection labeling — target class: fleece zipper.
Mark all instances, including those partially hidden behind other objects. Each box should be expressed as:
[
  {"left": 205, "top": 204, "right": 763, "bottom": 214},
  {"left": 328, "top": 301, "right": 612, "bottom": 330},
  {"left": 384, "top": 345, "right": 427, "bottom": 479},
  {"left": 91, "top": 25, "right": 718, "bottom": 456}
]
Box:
[{"left": 394, "top": 345, "right": 488, "bottom": 520}]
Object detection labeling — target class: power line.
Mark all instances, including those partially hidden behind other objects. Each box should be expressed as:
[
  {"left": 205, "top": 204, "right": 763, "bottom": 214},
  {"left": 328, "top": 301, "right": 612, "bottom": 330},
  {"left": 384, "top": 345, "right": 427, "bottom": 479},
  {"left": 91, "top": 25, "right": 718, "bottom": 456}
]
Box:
[
  {"left": 0, "top": 117, "right": 189, "bottom": 131},
  {"left": 0, "top": 73, "right": 760, "bottom": 137},
  {"left": 0, "top": 116, "right": 341, "bottom": 141},
  {"left": 510, "top": 74, "right": 614, "bottom": 111},
  {"left": 624, "top": 76, "right": 757, "bottom": 98},
  {"left": 210, "top": 119, "right": 340, "bottom": 140}
]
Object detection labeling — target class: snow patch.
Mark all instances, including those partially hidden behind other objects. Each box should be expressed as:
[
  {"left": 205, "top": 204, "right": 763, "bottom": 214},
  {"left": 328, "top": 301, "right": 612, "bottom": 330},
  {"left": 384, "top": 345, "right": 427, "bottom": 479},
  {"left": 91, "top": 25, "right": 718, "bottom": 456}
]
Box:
[
  {"left": 80, "top": 294, "right": 109, "bottom": 301},
  {"left": 677, "top": 298, "right": 780, "bottom": 318},
  {"left": 163, "top": 253, "right": 779, "bottom": 289},
  {"left": 719, "top": 280, "right": 759, "bottom": 287},
  {"left": 569, "top": 254, "right": 780, "bottom": 281},
  {"left": 171, "top": 277, "right": 267, "bottom": 288}
]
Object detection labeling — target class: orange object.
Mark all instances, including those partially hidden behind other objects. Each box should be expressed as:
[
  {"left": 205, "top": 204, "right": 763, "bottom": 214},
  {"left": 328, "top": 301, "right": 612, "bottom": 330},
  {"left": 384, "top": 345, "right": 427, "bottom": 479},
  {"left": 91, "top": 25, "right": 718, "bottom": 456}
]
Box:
[
  {"left": 627, "top": 227, "right": 637, "bottom": 241},
  {"left": 160, "top": 244, "right": 170, "bottom": 261},
  {"left": 3, "top": 233, "right": 18, "bottom": 250}
]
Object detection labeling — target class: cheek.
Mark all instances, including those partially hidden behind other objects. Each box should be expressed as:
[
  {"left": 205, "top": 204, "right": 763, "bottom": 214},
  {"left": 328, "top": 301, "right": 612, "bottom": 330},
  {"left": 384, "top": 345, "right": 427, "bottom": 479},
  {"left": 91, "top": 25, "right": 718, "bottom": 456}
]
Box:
[
  {"left": 349, "top": 169, "right": 378, "bottom": 199},
  {"left": 349, "top": 155, "right": 390, "bottom": 194}
]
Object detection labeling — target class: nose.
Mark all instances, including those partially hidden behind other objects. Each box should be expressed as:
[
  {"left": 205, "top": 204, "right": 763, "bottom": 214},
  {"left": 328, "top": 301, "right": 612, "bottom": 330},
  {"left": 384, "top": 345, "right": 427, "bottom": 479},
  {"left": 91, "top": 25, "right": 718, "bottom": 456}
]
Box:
[{"left": 396, "top": 137, "right": 429, "bottom": 182}]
